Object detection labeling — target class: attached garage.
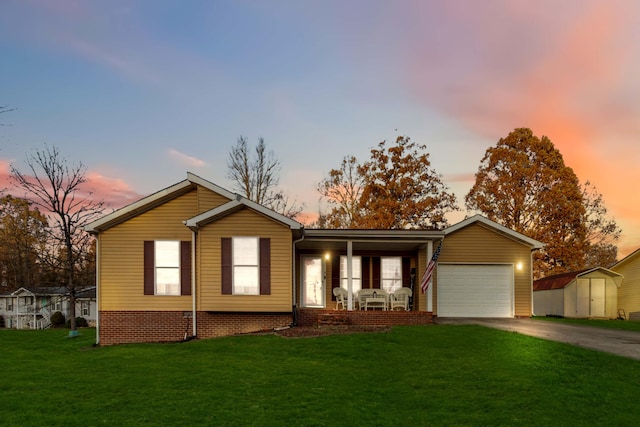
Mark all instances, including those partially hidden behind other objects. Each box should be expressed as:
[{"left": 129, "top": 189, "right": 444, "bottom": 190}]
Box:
[
  {"left": 433, "top": 215, "right": 543, "bottom": 318},
  {"left": 437, "top": 264, "right": 513, "bottom": 317}
]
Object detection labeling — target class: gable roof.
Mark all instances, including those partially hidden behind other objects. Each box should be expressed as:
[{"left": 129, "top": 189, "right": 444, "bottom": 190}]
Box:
[
  {"left": 184, "top": 197, "right": 302, "bottom": 230},
  {"left": 445, "top": 214, "right": 544, "bottom": 249},
  {"left": 534, "top": 267, "right": 624, "bottom": 291},
  {"left": 85, "top": 172, "right": 236, "bottom": 234},
  {"left": 10, "top": 286, "right": 68, "bottom": 296},
  {"left": 612, "top": 248, "right": 640, "bottom": 270}
]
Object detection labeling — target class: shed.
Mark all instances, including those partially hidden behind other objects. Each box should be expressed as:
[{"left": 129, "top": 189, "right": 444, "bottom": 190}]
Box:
[{"left": 533, "top": 267, "right": 624, "bottom": 319}]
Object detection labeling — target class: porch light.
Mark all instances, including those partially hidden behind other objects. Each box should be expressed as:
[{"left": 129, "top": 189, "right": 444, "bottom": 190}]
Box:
[
  {"left": 516, "top": 262, "right": 523, "bottom": 271},
  {"left": 325, "top": 253, "right": 331, "bottom": 261}
]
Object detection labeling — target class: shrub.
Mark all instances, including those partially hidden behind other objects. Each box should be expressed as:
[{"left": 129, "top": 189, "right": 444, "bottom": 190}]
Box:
[
  {"left": 65, "top": 317, "right": 88, "bottom": 328},
  {"left": 0, "top": 316, "right": 5, "bottom": 328},
  {"left": 50, "top": 311, "right": 65, "bottom": 327}
]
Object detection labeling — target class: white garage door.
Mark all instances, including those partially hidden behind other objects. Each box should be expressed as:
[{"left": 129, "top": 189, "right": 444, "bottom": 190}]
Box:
[{"left": 438, "top": 264, "right": 513, "bottom": 317}]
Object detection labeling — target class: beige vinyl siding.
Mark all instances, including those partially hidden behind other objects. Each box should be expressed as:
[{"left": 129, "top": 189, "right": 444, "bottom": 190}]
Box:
[
  {"left": 198, "top": 208, "right": 292, "bottom": 312},
  {"left": 435, "top": 223, "right": 533, "bottom": 317},
  {"left": 613, "top": 254, "right": 640, "bottom": 315},
  {"left": 197, "top": 186, "right": 232, "bottom": 211},
  {"left": 98, "top": 190, "right": 198, "bottom": 311}
]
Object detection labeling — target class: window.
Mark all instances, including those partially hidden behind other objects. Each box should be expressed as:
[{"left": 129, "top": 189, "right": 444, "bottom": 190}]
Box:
[
  {"left": 54, "top": 297, "right": 62, "bottom": 312},
  {"left": 221, "top": 237, "right": 271, "bottom": 295},
  {"left": 81, "top": 301, "right": 90, "bottom": 316},
  {"left": 340, "top": 256, "right": 362, "bottom": 294},
  {"left": 155, "top": 241, "right": 181, "bottom": 295},
  {"left": 232, "top": 237, "right": 259, "bottom": 295},
  {"left": 6, "top": 298, "right": 13, "bottom": 312},
  {"left": 143, "top": 240, "right": 191, "bottom": 296},
  {"left": 381, "top": 257, "right": 402, "bottom": 293}
]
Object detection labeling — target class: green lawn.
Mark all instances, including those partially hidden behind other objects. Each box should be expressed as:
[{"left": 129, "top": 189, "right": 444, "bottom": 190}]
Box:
[
  {"left": 532, "top": 315, "right": 640, "bottom": 331},
  {"left": 1, "top": 325, "right": 639, "bottom": 426}
]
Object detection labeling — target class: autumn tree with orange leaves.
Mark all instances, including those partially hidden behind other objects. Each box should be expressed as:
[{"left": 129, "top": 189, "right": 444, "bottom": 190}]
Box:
[
  {"left": 465, "top": 128, "right": 620, "bottom": 278},
  {"left": 0, "top": 195, "right": 48, "bottom": 290},
  {"left": 318, "top": 136, "right": 459, "bottom": 229}
]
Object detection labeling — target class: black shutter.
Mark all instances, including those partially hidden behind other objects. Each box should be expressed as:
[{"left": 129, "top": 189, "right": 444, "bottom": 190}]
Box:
[
  {"left": 331, "top": 256, "right": 340, "bottom": 301},
  {"left": 144, "top": 241, "right": 155, "bottom": 295},
  {"left": 372, "top": 257, "right": 381, "bottom": 289},
  {"left": 402, "top": 257, "right": 411, "bottom": 289},
  {"left": 180, "top": 241, "right": 192, "bottom": 296},
  {"left": 221, "top": 238, "right": 232, "bottom": 294},
  {"left": 259, "top": 238, "right": 271, "bottom": 295},
  {"left": 362, "top": 257, "right": 370, "bottom": 289}
]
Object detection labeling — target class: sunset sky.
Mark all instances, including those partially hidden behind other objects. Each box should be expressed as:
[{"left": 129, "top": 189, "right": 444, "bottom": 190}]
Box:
[{"left": 1, "top": 0, "right": 639, "bottom": 257}]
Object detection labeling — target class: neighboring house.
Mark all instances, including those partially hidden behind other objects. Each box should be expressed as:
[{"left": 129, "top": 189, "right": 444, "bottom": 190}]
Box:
[
  {"left": 85, "top": 172, "right": 543, "bottom": 345},
  {"left": 76, "top": 286, "right": 98, "bottom": 327},
  {"left": 612, "top": 249, "right": 640, "bottom": 319},
  {"left": 0, "top": 286, "right": 97, "bottom": 329},
  {"left": 533, "top": 267, "right": 624, "bottom": 319}
]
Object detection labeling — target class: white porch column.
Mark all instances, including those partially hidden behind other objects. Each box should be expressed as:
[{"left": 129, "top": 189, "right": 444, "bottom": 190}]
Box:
[{"left": 347, "top": 240, "right": 353, "bottom": 310}]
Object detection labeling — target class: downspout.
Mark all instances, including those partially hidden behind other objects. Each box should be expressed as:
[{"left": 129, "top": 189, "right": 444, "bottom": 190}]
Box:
[
  {"left": 191, "top": 230, "right": 197, "bottom": 338},
  {"left": 95, "top": 235, "right": 100, "bottom": 345},
  {"left": 292, "top": 230, "right": 305, "bottom": 326}
]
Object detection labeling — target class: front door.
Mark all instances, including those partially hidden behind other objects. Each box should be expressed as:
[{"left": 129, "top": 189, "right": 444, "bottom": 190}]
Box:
[{"left": 302, "top": 256, "right": 324, "bottom": 308}]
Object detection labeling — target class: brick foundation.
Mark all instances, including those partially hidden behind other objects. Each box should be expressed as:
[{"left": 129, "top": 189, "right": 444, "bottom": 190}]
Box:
[
  {"left": 99, "top": 311, "right": 293, "bottom": 345},
  {"left": 297, "top": 308, "right": 433, "bottom": 327},
  {"left": 99, "top": 309, "right": 432, "bottom": 345}
]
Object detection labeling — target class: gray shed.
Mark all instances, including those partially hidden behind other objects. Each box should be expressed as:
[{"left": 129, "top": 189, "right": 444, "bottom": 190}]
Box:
[{"left": 533, "top": 267, "right": 624, "bottom": 319}]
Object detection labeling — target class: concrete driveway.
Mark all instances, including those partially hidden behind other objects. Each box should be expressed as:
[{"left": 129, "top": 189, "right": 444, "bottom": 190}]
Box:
[{"left": 436, "top": 318, "right": 640, "bottom": 361}]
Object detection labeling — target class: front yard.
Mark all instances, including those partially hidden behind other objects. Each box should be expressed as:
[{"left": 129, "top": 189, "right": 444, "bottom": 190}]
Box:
[{"left": 1, "top": 325, "right": 639, "bottom": 426}]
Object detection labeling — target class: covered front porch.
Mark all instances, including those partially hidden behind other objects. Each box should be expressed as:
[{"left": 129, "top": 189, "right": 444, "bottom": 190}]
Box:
[{"left": 293, "top": 228, "right": 444, "bottom": 315}]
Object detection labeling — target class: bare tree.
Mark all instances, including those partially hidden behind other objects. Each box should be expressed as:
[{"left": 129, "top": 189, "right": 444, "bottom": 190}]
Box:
[
  {"left": 317, "top": 155, "right": 366, "bottom": 228},
  {"left": 10, "top": 145, "right": 104, "bottom": 335},
  {"left": 0, "top": 104, "right": 16, "bottom": 127},
  {"left": 227, "top": 136, "right": 303, "bottom": 219}
]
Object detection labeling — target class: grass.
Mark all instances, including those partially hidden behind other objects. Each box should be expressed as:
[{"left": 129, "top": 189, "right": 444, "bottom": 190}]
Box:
[
  {"left": 1, "top": 326, "right": 640, "bottom": 426},
  {"left": 532, "top": 315, "right": 640, "bottom": 331}
]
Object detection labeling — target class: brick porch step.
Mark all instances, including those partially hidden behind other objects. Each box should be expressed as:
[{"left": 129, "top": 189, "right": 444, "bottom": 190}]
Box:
[{"left": 317, "top": 313, "right": 350, "bottom": 326}]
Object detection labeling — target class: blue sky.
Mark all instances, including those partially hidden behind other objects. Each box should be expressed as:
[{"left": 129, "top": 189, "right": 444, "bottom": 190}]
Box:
[{"left": 1, "top": 0, "right": 639, "bottom": 256}]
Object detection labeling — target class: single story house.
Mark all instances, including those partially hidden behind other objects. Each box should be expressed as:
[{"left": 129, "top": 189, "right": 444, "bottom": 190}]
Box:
[
  {"left": 0, "top": 286, "right": 97, "bottom": 329},
  {"left": 533, "top": 267, "right": 624, "bottom": 319},
  {"left": 85, "top": 172, "right": 543, "bottom": 345},
  {"left": 612, "top": 249, "right": 640, "bottom": 320}
]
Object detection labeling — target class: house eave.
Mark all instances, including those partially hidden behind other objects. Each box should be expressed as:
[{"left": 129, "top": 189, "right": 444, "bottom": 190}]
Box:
[{"left": 445, "top": 214, "right": 544, "bottom": 250}]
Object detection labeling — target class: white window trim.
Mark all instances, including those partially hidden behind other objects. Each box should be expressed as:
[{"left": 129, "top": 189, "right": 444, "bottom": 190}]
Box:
[
  {"left": 381, "top": 256, "right": 403, "bottom": 293},
  {"left": 232, "top": 237, "right": 260, "bottom": 295},
  {"left": 340, "top": 255, "right": 362, "bottom": 294},
  {"left": 155, "top": 240, "right": 181, "bottom": 296}
]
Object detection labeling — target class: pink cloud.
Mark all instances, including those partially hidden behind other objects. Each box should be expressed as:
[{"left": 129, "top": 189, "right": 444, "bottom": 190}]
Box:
[
  {"left": 0, "top": 159, "right": 142, "bottom": 213},
  {"left": 403, "top": 0, "right": 640, "bottom": 257},
  {"left": 168, "top": 149, "right": 207, "bottom": 168}
]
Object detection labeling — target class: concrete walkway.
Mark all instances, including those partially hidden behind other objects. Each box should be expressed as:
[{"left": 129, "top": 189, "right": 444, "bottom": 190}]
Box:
[{"left": 435, "top": 318, "right": 640, "bottom": 361}]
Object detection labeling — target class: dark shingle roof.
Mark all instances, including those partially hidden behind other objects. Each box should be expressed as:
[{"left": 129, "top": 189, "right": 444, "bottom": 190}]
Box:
[{"left": 533, "top": 269, "right": 591, "bottom": 291}]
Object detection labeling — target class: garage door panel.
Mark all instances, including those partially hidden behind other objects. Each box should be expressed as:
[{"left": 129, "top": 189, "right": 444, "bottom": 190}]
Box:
[{"left": 438, "top": 265, "right": 513, "bottom": 317}]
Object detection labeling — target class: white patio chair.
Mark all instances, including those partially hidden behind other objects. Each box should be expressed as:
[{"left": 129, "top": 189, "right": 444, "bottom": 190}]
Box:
[
  {"left": 333, "top": 287, "right": 348, "bottom": 310},
  {"left": 390, "top": 287, "right": 412, "bottom": 311},
  {"left": 357, "top": 289, "right": 374, "bottom": 310}
]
